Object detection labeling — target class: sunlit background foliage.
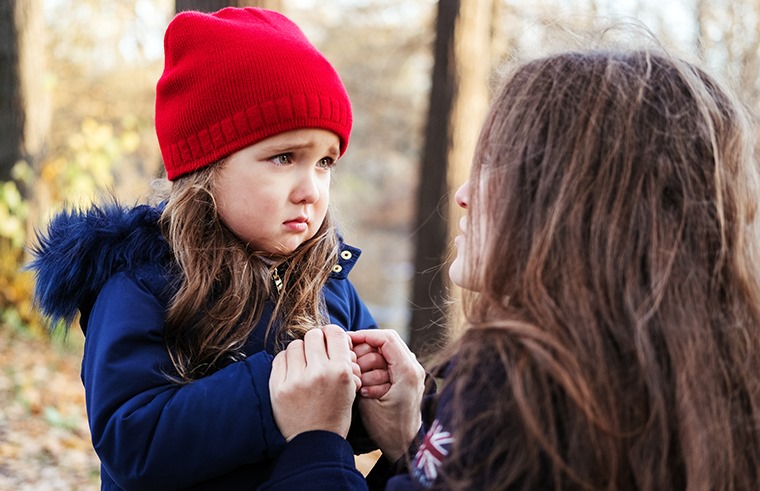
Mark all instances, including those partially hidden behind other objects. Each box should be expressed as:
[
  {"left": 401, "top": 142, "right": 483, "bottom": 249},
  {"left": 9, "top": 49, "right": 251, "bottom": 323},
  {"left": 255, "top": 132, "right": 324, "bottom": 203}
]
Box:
[
  {"left": 1, "top": 0, "right": 759, "bottom": 486},
  {"left": 6, "top": 0, "right": 759, "bottom": 338}
]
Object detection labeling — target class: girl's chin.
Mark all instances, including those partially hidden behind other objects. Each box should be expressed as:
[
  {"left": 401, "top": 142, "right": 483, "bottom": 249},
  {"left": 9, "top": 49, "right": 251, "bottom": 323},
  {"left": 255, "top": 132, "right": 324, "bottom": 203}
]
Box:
[{"left": 257, "top": 236, "right": 312, "bottom": 256}]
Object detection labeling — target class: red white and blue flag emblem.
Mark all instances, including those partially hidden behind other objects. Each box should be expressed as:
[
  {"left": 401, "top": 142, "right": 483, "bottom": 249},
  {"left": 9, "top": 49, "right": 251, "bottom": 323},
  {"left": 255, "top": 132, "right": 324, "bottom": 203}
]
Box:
[{"left": 411, "top": 419, "right": 454, "bottom": 487}]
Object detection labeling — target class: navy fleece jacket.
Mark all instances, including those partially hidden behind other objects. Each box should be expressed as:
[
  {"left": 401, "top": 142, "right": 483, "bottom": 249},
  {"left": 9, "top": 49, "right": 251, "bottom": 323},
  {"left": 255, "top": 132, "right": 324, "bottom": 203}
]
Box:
[{"left": 28, "top": 203, "right": 377, "bottom": 490}]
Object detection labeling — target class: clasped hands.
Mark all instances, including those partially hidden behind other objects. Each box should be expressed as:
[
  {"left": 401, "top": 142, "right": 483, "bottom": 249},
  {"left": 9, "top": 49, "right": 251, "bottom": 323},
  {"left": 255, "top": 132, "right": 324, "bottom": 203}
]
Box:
[{"left": 269, "top": 325, "right": 425, "bottom": 461}]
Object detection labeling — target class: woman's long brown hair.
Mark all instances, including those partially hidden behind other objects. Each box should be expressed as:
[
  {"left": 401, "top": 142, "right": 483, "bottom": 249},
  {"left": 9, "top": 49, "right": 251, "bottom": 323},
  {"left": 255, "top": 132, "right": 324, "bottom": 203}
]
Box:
[
  {"left": 156, "top": 162, "right": 338, "bottom": 381},
  {"left": 436, "top": 49, "right": 760, "bottom": 490}
]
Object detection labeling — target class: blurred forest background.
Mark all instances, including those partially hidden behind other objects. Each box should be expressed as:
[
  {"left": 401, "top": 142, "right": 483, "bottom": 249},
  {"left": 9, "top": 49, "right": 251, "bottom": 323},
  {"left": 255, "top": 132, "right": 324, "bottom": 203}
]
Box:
[{"left": 2, "top": 0, "right": 760, "bottom": 488}]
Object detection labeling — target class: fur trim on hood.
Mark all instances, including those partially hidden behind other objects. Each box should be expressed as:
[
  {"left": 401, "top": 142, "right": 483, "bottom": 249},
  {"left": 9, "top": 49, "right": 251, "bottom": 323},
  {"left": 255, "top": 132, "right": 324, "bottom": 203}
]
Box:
[{"left": 27, "top": 203, "right": 172, "bottom": 329}]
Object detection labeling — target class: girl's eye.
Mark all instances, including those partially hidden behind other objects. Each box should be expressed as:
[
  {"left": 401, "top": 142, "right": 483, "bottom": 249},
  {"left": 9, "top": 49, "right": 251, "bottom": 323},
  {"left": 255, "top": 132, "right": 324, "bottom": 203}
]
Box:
[
  {"left": 317, "top": 157, "right": 336, "bottom": 170},
  {"left": 271, "top": 154, "right": 292, "bottom": 165}
]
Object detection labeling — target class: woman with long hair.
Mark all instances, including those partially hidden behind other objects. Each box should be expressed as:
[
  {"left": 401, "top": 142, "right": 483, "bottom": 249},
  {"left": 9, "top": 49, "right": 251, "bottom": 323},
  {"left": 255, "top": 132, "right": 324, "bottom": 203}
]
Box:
[{"left": 263, "top": 46, "right": 760, "bottom": 491}]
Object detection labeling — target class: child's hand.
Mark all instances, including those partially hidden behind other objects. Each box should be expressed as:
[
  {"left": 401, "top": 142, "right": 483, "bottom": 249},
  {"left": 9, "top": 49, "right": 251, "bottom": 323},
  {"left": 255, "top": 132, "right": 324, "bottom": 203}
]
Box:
[
  {"left": 352, "top": 339, "right": 391, "bottom": 399},
  {"left": 347, "top": 329, "right": 425, "bottom": 462},
  {"left": 269, "top": 325, "right": 361, "bottom": 441}
]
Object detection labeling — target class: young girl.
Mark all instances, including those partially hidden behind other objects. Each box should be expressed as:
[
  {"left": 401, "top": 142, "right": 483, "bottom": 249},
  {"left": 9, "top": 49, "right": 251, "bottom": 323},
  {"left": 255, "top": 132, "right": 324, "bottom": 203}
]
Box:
[
  {"left": 262, "top": 46, "right": 760, "bottom": 490},
  {"left": 29, "top": 7, "right": 378, "bottom": 490}
]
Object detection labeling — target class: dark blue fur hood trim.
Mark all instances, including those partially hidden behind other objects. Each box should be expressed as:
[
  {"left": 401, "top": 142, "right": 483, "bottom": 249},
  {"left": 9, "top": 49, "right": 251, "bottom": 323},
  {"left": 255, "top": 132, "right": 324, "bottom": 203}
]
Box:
[{"left": 27, "top": 203, "right": 171, "bottom": 329}]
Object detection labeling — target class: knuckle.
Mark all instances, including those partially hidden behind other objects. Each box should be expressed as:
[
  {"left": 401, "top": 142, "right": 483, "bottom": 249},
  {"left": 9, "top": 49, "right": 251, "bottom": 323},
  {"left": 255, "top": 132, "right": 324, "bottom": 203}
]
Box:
[
  {"left": 337, "top": 369, "right": 353, "bottom": 384},
  {"left": 304, "top": 329, "right": 322, "bottom": 341},
  {"left": 324, "top": 324, "right": 344, "bottom": 335},
  {"left": 288, "top": 339, "right": 304, "bottom": 350}
]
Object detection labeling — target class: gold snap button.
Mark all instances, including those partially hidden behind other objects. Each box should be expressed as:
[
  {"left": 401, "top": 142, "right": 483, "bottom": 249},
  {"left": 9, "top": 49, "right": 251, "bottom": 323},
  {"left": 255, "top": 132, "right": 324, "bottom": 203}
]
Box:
[
  {"left": 340, "top": 250, "right": 352, "bottom": 260},
  {"left": 332, "top": 264, "right": 343, "bottom": 273}
]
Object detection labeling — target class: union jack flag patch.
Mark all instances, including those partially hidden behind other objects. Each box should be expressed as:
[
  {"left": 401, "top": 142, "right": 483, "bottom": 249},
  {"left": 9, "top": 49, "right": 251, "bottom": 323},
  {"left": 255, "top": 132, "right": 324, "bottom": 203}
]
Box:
[{"left": 410, "top": 419, "right": 454, "bottom": 488}]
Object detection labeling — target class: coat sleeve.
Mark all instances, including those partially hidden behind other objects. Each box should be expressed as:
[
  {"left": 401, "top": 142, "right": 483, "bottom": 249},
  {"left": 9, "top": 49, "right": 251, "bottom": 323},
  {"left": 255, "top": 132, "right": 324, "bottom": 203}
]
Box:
[
  {"left": 255, "top": 431, "right": 425, "bottom": 491},
  {"left": 82, "top": 271, "right": 286, "bottom": 490},
  {"left": 256, "top": 431, "right": 368, "bottom": 491}
]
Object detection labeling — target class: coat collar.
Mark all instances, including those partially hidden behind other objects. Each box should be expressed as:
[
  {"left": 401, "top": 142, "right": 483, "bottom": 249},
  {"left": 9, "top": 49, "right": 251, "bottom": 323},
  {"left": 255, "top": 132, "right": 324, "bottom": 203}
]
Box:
[{"left": 28, "top": 202, "right": 362, "bottom": 329}]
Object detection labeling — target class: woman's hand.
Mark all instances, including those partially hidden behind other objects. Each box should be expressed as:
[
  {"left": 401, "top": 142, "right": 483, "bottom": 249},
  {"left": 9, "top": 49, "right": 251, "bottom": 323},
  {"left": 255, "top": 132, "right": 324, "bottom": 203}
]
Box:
[
  {"left": 348, "top": 329, "right": 425, "bottom": 462},
  {"left": 353, "top": 341, "right": 391, "bottom": 399},
  {"left": 269, "top": 325, "right": 362, "bottom": 441}
]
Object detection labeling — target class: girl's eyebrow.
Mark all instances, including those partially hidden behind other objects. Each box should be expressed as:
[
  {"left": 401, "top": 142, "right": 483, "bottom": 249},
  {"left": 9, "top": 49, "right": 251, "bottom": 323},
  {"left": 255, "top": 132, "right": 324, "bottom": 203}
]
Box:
[
  {"left": 326, "top": 147, "right": 340, "bottom": 159},
  {"left": 262, "top": 141, "right": 340, "bottom": 159}
]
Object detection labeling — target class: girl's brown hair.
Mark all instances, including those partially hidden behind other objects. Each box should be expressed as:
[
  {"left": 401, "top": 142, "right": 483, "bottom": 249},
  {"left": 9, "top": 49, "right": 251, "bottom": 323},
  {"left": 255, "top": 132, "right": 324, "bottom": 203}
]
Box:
[
  {"left": 156, "top": 162, "right": 338, "bottom": 381},
  {"left": 437, "top": 49, "right": 760, "bottom": 490}
]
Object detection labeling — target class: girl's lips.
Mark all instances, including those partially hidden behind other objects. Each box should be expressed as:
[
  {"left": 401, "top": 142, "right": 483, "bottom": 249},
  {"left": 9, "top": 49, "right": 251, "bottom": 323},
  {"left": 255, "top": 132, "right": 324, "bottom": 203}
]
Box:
[{"left": 283, "top": 218, "right": 308, "bottom": 233}]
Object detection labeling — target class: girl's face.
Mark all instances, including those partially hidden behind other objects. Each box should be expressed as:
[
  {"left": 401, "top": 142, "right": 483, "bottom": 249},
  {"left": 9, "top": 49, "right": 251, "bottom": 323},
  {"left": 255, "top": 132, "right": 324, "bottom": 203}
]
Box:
[{"left": 213, "top": 128, "right": 339, "bottom": 255}]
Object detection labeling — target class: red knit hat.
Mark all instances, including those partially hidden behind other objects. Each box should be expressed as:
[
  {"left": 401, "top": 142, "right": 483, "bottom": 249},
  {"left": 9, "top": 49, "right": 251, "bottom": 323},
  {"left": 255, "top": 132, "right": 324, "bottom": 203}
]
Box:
[{"left": 155, "top": 7, "right": 352, "bottom": 181}]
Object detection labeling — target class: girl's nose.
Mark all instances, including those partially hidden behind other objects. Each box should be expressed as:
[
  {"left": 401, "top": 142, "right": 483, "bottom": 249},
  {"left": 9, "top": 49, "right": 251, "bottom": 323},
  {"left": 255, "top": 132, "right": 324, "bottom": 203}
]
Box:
[
  {"left": 455, "top": 180, "right": 470, "bottom": 209},
  {"left": 292, "top": 169, "right": 320, "bottom": 204}
]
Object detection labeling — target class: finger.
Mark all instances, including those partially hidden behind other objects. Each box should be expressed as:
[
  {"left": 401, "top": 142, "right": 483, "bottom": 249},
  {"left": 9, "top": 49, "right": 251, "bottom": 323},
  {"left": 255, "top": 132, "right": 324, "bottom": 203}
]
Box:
[
  {"left": 284, "top": 339, "right": 306, "bottom": 377},
  {"left": 271, "top": 351, "right": 287, "bottom": 384},
  {"left": 321, "top": 323, "right": 354, "bottom": 349},
  {"left": 348, "top": 330, "right": 413, "bottom": 366},
  {"left": 323, "top": 325, "right": 352, "bottom": 361},
  {"left": 360, "top": 383, "right": 391, "bottom": 399},
  {"left": 356, "top": 351, "right": 388, "bottom": 373},
  {"left": 303, "top": 328, "right": 328, "bottom": 366},
  {"left": 352, "top": 342, "right": 377, "bottom": 358},
  {"left": 347, "top": 329, "right": 406, "bottom": 352},
  {"left": 323, "top": 324, "right": 345, "bottom": 335},
  {"left": 360, "top": 368, "right": 391, "bottom": 387},
  {"left": 272, "top": 350, "right": 286, "bottom": 373},
  {"left": 352, "top": 362, "right": 362, "bottom": 392},
  {"left": 349, "top": 330, "right": 425, "bottom": 391},
  {"left": 324, "top": 327, "right": 359, "bottom": 392}
]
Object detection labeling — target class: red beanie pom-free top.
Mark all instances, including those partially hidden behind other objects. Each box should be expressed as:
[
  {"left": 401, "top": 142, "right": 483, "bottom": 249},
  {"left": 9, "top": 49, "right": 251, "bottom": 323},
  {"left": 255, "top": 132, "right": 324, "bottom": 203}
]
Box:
[{"left": 155, "top": 7, "right": 352, "bottom": 181}]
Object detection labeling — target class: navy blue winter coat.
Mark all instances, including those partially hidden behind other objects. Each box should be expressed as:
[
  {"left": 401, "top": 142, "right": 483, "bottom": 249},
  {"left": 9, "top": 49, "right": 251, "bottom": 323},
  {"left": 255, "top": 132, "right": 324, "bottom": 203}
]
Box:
[{"left": 29, "top": 204, "right": 378, "bottom": 490}]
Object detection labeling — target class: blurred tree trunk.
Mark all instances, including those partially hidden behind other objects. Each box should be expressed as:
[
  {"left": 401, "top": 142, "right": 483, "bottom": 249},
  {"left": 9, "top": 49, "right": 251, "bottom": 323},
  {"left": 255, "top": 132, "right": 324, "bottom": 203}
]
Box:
[
  {"left": 0, "top": 0, "right": 48, "bottom": 183},
  {"left": 0, "top": 2, "right": 21, "bottom": 181},
  {"left": 409, "top": 0, "right": 492, "bottom": 357},
  {"left": 176, "top": 0, "right": 283, "bottom": 13}
]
